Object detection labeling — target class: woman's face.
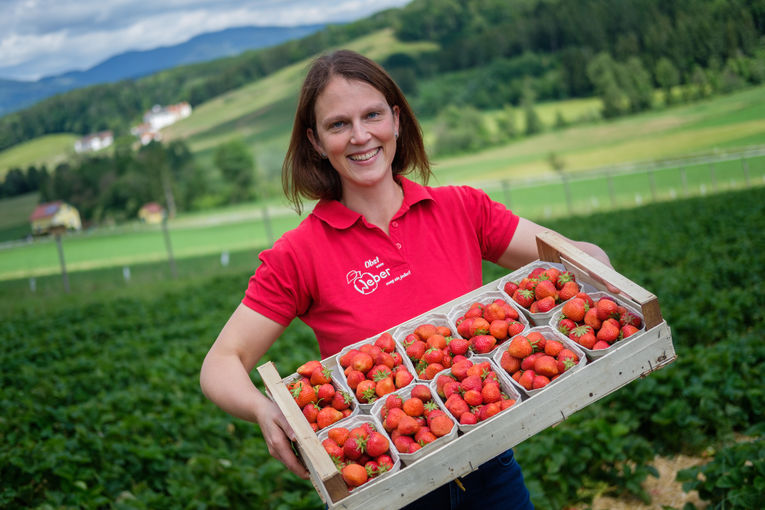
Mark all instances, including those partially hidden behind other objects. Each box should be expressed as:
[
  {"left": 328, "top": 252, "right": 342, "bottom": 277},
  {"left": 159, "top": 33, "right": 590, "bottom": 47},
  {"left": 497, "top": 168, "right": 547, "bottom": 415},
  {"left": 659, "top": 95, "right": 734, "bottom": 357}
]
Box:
[{"left": 308, "top": 76, "right": 400, "bottom": 195}]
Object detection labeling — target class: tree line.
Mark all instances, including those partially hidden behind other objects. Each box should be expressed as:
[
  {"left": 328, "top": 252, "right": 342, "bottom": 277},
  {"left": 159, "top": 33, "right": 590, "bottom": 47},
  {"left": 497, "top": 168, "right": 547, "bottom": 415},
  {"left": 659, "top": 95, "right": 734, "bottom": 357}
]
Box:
[{"left": 2, "top": 138, "right": 259, "bottom": 227}]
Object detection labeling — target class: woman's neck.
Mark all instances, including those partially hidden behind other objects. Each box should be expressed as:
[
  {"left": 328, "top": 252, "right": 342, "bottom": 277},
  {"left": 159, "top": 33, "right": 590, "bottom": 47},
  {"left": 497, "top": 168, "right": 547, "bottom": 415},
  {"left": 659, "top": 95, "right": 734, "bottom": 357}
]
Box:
[{"left": 341, "top": 177, "right": 404, "bottom": 235}]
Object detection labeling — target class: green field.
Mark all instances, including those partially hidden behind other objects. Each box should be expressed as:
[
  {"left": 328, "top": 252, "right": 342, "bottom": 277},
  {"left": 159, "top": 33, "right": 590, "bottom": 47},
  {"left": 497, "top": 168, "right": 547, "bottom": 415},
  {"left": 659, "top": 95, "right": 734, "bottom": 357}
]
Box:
[
  {"left": 2, "top": 187, "right": 762, "bottom": 509},
  {"left": 0, "top": 133, "right": 79, "bottom": 179}
]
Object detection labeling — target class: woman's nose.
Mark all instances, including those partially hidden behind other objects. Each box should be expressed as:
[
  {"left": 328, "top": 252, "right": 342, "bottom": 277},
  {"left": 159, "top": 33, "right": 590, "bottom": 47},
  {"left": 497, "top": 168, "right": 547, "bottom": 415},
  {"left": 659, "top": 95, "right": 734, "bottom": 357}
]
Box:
[{"left": 350, "top": 123, "right": 371, "bottom": 144}]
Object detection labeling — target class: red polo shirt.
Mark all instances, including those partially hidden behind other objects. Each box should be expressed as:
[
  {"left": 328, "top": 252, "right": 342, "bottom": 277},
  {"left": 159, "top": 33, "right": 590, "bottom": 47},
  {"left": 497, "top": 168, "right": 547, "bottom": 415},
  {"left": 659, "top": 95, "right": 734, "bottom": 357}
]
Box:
[{"left": 243, "top": 177, "right": 519, "bottom": 358}]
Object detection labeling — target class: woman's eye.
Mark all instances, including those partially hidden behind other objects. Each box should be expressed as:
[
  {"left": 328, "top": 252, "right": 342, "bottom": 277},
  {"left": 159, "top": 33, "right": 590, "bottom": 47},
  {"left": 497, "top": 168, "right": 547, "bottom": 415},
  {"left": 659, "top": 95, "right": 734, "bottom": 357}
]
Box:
[
  {"left": 329, "top": 121, "right": 345, "bottom": 129},
  {"left": 367, "top": 111, "right": 380, "bottom": 119}
]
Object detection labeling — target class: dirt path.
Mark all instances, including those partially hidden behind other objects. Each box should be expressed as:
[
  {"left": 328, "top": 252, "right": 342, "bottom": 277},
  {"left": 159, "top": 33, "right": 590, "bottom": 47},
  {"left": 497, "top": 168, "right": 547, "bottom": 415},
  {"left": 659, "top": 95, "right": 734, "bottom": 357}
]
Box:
[{"left": 573, "top": 454, "right": 708, "bottom": 510}]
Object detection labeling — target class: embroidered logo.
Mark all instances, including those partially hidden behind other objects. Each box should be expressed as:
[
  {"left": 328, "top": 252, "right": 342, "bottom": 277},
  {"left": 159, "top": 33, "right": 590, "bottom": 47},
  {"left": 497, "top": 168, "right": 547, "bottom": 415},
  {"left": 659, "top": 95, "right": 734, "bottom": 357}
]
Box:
[{"left": 346, "top": 256, "right": 391, "bottom": 295}]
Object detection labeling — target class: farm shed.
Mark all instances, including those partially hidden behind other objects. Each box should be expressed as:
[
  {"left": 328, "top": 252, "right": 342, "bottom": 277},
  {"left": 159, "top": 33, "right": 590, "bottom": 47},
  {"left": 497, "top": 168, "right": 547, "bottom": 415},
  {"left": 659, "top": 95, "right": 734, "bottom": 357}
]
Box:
[
  {"left": 138, "top": 202, "right": 164, "bottom": 224},
  {"left": 29, "top": 201, "right": 82, "bottom": 235}
]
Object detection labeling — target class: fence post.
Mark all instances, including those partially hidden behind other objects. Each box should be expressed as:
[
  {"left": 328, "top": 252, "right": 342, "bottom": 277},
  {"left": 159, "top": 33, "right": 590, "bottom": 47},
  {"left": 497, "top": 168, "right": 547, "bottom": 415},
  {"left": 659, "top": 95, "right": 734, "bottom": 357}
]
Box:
[
  {"left": 161, "top": 214, "right": 178, "bottom": 279},
  {"left": 53, "top": 229, "right": 70, "bottom": 293},
  {"left": 122, "top": 266, "right": 131, "bottom": 283},
  {"left": 261, "top": 206, "right": 274, "bottom": 246},
  {"left": 29, "top": 277, "right": 36, "bottom": 293},
  {"left": 501, "top": 180, "right": 512, "bottom": 209},
  {"left": 741, "top": 158, "right": 750, "bottom": 187}
]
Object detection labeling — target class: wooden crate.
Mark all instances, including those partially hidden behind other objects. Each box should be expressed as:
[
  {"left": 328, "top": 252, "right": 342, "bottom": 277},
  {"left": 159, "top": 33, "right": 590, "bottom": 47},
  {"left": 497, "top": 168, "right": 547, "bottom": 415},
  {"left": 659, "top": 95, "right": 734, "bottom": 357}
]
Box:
[{"left": 258, "top": 231, "right": 677, "bottom": 509}]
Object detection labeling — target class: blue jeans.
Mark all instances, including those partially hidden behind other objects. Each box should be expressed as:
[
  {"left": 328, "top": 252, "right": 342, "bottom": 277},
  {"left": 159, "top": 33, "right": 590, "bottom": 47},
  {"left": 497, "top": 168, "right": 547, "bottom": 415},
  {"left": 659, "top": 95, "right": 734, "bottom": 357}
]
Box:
[{"left": 400, "top": 449, "right": 534, "bottom": 510}]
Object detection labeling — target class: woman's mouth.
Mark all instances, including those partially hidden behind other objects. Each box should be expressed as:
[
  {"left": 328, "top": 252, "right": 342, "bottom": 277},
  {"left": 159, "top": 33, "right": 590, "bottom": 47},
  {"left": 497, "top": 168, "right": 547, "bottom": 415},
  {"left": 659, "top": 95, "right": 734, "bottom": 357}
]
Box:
[{"left": 348, "top": 148, "right": 380, "bottom": 161}]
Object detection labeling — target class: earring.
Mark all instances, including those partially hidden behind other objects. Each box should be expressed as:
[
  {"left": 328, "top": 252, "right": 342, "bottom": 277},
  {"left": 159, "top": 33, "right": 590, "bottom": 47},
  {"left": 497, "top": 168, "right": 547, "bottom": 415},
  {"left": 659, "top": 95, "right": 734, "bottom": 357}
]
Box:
[
  {"left": 321, "top": 152, "right": 327, "bottom": 158},
  {"left": 394, "top": 132, "right": 399, "bottom": 139}
]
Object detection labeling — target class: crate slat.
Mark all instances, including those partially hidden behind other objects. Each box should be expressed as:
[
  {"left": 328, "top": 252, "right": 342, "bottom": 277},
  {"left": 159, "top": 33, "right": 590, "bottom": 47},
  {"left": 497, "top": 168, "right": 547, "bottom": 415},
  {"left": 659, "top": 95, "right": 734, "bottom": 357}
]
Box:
[{"left": 257, "top": 361, "right": 349, "bottom": 503}]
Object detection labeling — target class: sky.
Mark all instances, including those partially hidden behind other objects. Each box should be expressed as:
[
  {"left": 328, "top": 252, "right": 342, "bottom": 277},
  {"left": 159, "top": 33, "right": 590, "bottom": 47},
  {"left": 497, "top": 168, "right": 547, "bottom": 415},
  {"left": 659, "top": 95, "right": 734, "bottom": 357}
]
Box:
[{"left": 0, "top": 0, "right": 412, "bottom": 82}]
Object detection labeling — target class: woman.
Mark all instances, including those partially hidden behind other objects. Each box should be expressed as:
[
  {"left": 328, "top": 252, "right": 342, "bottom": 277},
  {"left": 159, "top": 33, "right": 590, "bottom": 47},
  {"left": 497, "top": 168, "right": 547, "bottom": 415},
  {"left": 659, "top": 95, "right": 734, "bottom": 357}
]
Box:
[{"left": 200, "top": 49, "right": 613, "bottom": 509}]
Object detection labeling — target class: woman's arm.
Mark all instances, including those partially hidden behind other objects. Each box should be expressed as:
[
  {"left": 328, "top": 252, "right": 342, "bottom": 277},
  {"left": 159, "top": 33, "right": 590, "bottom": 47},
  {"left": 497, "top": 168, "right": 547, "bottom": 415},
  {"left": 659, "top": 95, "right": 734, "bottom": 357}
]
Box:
[
  {"left": 497, "top": 217, "right": 613, "bottom": 271},
  {"left": 200, "top": 304, "right": 309, "bottom": 479}
]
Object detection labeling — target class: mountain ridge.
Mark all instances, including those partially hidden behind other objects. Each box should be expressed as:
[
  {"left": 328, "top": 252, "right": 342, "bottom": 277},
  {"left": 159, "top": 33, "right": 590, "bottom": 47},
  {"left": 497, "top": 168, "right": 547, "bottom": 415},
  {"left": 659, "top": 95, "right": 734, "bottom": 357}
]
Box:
[{"left": 0, "top": 24, "right": 325, "bottom": 116}]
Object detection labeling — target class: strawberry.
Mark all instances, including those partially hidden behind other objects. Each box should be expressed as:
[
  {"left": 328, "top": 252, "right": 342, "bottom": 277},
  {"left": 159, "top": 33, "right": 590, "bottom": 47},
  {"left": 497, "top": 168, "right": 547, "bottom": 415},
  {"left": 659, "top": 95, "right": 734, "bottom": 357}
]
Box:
[
  {"left": 290, "top": 379, "right": 317, "bottom": 408},
  {"left": 403, "top": 398, "right": 425, "bottom": 417},
  {"left": 532, "top": 374, "right": 551, "bottom": 389},
  {"left": 374, "top": 332, "right": 396, "bottom": 353},
  {"left": 520, "top": 352, "right": 541, "bottom": 371},
  {"left": 507, "top": 320, "right": 525, "bottom": 337},
  {"left": 620, "top": 311, "right": 643, "bottom": 328},
  {"left": 460, "top": 412, "right": 478, "bottom": 425},
  {"left": 503, "top": 281, "right": 519, "bottom": 296},
  {"left": 535, "top": 295, "right": 557, "bottom": 313},
  {"left": 576, "top": 292, "right": 595, "bottom": 308},
  {"left": 544, "top": 339, "right": 564, "bottom": 357},
  {"left": 507, "top": 335, "right": 533, "bottom": 358},
  {"left": 500, "top": 350, "right": 521, "bottom": 374},
  {"left": 518, "top": 370, "right": 535, "bottom": 390},
  {"left": 512, "top": 289, "right": 535, "bottom": 308},
  {"left": 445, "top": 394, "right": 469, "bottom": 417},
  {"left": 422, "top": 347, "right": 443, "bottom": 365},
  {"left": 426, "top": 334, "right": 447, "bottom": 350},
  {"left": 375, "top": 377, "right": 396, "bottom": 397},
  {"left": 597, "top": 321, "right": 620, "bottom": 343},
  {"left": 558, "top": 280, "right": 580, "bottom": 301},
  {"left": 470, "top": 334, "right": 497, "bottom": 354},
  {"left": 584, "top": 307, "right": 602, "bottom": 330},
  {"left": 341, "top": 463, "right": 368, "bottom": 487},
  {"left": 593, "top": 340, "right": 611, "bottom": 350},
  {"left": 322, "top": 438, "right": 343, "bottom": 459},
  {"left": 534, "top": 279, "right": 558, "bottom": 301},
  {"left": 411, "top": 384, "right": 432, "bottom": 402},
  {"left": 561, "top": 297, "right": 587, "bottom": 322},
  {"left": 302, "top": 403, "right": 320, "bottom": 423},
  {"left": 456, "top": 318, "right": 474, "bottom": 339},
  {"left": 447, "top": 337, "right": 469, "bottom": 356},
  {"left": 396, "top": 415, "right": 420, "bottom": 436},
  {"left": 355, "top": 379, "right": 377, "bottom": 403},
  {"left": 569, "top": 325, "right": 596, "bottom": 349},
  {"left": 296, "top": 360, "right": 322, "bottom": 378},
  {"left": 481, "top": 382, "right": 502, "bottom": 403},
  {"left": 405, "top": 340, "right": 427, "bottom": 362},
  {"left": 543, "top": 267, "right": 561, "bottom": 287},
  {"left": 317, "top": 406, "right": 343, "bottom": 429},
  {"left": 534, "top": 355, "right": 559, "bottom": 378},
  {"left": 350, "top": 352, "right": 374, "bottom": 373},
  {"left": 429, "top": 414, "right": 454, "bottom": 437},
  {"left": 469, "top": 317, "right": 491, "bottom": 337},
  {"left": 558, "top": 317, "right": 577, "bottom": 335},
  {"left": 463, "top": 389, "right": 483, "bottom": 406},
  {"left": 345, "top": 370, "right": 365, "bottom": 391},
  {"left": 414, "top": 323, "right": 437, "bottom": 340},
  {"left": 596, "top": 297, "right": 619, "bottom": 321},
  {"left": 328, "top": 427, "right": 350, "bottom": 446},
  {"left": 526, "top": 331, "right": 547, "bottom": 352},
  {"left": 483, "top": 302, "right": 506, "bottom": 322},
  {"left": 365, "top": 431, "right": 390, "bottom": 458},
  {"left": 316, "top": 383, "right": 336, "bottom": 405},
  {"left": 621, "top": 324, "right": 640, "bottom": 338},
  {"left": 339, "top": 349, "right": 359, "bottom": 368},
  {"left": 556, "top": 271, "right": 575, "bottom": 287},
  {"left": 394, "top": 368, "right": 414, "bottom": 388},
  {"left": 384, "top": 407, "right": 405, "bottom": 432}
]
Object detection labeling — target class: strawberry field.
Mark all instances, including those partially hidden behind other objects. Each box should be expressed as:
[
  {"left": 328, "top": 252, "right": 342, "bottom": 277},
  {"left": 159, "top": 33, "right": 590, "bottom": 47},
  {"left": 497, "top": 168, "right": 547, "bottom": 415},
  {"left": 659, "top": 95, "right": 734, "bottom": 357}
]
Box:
[{"left": 1, "top": 185, "right": 764, "bottom": 509}]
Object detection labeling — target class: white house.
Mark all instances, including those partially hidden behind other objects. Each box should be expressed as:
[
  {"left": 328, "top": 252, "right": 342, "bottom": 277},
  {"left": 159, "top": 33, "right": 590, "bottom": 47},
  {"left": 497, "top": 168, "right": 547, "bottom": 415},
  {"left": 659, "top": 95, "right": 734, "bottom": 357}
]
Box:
[
  {"left": 131, "top": 102, "right": 192, "bottom": 145},
  {"left": 74, "top": 130, "right": 114, "bottom": 153}
]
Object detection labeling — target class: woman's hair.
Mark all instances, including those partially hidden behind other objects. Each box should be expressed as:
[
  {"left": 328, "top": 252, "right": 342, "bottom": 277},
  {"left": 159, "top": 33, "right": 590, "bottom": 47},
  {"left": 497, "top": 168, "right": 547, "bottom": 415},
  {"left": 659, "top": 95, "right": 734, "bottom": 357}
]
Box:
[{"left": 282, "top": 49, "right": 431, "bottom": 212}]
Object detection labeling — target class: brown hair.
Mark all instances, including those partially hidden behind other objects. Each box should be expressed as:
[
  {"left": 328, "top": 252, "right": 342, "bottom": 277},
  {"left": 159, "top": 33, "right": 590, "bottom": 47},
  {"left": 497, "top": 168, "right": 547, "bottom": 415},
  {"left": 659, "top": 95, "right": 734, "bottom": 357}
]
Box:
[{"left": 282, "top": 49, "right": 431, "bottom": 213}]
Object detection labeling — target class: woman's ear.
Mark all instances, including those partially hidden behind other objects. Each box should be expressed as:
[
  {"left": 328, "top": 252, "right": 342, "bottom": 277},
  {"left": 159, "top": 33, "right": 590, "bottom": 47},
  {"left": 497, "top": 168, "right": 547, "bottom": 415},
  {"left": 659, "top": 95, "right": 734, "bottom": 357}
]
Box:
[
  {"left": 307, "top": 128, "right": 325, "bottom": 157},
  {"left": 393, "top": 105, "right": 400, "bottom": 137}
]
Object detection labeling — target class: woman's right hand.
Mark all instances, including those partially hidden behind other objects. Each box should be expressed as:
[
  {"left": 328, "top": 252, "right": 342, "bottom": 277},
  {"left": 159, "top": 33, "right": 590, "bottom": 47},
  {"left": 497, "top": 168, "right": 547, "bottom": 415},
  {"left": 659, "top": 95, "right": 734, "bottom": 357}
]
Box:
[{"left": 256, "top": 398, "right": 310, "bottom": 480}]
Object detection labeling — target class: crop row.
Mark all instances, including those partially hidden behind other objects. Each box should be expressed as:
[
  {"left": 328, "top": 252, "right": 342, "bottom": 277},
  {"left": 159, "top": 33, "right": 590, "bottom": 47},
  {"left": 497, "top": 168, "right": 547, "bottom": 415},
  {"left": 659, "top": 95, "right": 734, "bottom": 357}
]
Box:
[{"left": 1, "top": 185, "right": 763, "bottom": 509}]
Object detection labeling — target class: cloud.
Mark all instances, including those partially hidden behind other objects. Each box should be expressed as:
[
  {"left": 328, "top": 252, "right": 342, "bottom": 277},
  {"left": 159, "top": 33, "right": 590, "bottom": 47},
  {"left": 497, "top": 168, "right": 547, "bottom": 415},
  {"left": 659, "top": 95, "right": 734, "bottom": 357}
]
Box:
[{"left": 0, "top": 0, "right": 411, "bottom": 81}]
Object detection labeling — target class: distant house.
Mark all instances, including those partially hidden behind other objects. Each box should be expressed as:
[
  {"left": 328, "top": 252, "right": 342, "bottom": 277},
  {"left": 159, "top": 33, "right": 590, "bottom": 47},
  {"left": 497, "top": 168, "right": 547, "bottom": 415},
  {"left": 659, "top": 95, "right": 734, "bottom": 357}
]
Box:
[
  {"left": 74, "top": 130, "right": 114, "bottom": 153},
  {"left": 131, "top": 102, "right": 192, "bottom": 145},
  {"left": 138, "top": 202, "right": 164, "bottom": 224},
  {"left": 29, "top": 201, "right": 82, "bottom": 235}
]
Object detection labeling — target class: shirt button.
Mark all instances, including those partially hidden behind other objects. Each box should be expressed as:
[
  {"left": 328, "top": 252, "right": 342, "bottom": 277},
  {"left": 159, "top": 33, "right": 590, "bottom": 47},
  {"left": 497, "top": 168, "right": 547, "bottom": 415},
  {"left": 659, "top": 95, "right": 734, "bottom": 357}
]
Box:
[
  {"left": 396, "top": 243, "right": 402, "bottom": 249},
  {"left": 392, "top": 221, "right": 399, "bottom": 228}
]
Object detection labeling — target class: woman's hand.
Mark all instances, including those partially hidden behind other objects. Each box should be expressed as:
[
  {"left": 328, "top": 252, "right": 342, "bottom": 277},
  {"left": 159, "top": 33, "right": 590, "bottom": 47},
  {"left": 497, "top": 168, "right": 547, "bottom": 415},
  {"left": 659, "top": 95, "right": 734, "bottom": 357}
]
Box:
[{"left": 256, "top": 399, "right": 310, "bottom": 480}]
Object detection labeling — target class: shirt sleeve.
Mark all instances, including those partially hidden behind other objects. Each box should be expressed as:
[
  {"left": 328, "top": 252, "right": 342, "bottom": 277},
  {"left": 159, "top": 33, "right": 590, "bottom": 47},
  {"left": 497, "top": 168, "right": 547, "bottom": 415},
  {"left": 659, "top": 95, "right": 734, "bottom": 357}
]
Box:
[
  {"left": 241, "top": 235, "right": 312, "bottom": 327},
  {"left": 458, "top": 185, "right": 519, "bottom": 262}
]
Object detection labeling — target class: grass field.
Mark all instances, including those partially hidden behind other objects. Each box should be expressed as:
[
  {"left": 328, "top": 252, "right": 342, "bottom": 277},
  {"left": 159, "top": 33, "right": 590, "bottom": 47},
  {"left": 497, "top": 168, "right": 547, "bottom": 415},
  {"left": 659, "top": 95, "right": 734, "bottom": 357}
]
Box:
[{"left": 0, "top": 134, "right": 78, "bottom": 179}]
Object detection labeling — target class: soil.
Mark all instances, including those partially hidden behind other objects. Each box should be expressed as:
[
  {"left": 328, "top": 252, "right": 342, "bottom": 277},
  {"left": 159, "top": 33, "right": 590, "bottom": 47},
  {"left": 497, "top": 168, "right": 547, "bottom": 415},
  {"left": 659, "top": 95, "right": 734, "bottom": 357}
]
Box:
[{"left": 574, "top": 454, "right": 709, "bottom": 510}]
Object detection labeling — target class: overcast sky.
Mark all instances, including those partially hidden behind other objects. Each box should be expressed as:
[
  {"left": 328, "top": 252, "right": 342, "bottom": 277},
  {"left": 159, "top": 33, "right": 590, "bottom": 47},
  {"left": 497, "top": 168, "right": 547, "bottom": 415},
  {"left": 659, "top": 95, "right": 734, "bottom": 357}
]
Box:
[{"left": 0, "top": 0, "right": 412, "bottom": 82}]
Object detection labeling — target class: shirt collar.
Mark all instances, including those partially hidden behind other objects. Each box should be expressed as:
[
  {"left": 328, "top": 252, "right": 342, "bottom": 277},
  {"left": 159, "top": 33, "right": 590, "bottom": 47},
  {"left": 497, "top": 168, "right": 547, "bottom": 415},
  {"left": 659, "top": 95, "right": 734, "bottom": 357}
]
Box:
[{"left": 311, "top": 176, "right": 433, "bottom": 230}]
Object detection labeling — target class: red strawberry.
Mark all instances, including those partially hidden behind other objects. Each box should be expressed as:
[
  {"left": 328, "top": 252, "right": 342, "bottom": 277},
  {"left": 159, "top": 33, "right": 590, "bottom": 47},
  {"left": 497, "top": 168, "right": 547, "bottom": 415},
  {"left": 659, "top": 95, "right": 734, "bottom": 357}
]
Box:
[
  {"left": 556, "top": 271, "right": 575, "bottom": 287},
  {"left": 507, "top": 320, "right": 525, "bottom": 337},
  {"left": 597, "top": 321, "right": 620, "bottom": 343},
  {"left": 296, "top": 360, "right": 322, "bottom": 378},
  {"left": 620, "top": 311, "right": 643, "bottom": 328},
  {"left": 561, "top": 297, "right": 587, "bottom": 322},
  {"left": 394, "top": 368, "right": 414, "bottom": 388},
  {"left": 411, "top": 384, "right": 432, "bottom": 402},
  {"left": 558, "top": 280, "right": 580, "bottom": 301},
  {"left": 621, "top": 324, "right": 640, "bottom": 338},
  {"left": 512, "top": 289, "right": 535, "bottom": 308},
  {"left": 328, "top": 427, "right": 350, "bottom": 446},
  {"left": 447, "top": 337, "right": 469, "bottom": 356},
  {"left": 518, "top": 370, "right": 535, "bottom": 390},
  {"left": 534, "top": 355, "right": 559, "bottom": 378},
  {"left": 500, "top": 350, "right": 521, "bottom": 374},
  {"left": 316, "top": 383, "right": 336, "bottom": 405},
  {"left": 576, "top": 292, "right": 595, "bottom": 308},
  {"left": 470, "top": 334, "right": 497, "bottom": 354},
  {"left": 341, "top": 463, "right": 368, "bottom": 487},
  {"left": 542, "top": 267, "right": 561, "bottom": 287},
  {"left": 593, "top": 340, "right": 611, "bottom": 350},
  {"left": 469, "top": 317, "right": 491, "bottom": 337},
  {"left": 503, "top": 281, "right": 519, "bottom": 296},
  {"left": 405, "top": 340, "right": 427, "bottom": 362},
  {"left": 429, "top": 414, "right": 454, "bottom": 437},
  {"left": 374, "top": 332, "right": 396, "bottom": 353},
  {"left": 535, "top": 296, "right": 557, "bottom": 312},
  {"left": 483, "top": 302, "right": 506, "bottom": 322},
  {"left": 507, "top": 335, "right": 533, "bottom": 358},
  {"left": 302, "top": 403, "right": 320, "bottom": 423},
  {"left": 569, "top": 325, "right": 596, "bottom": 349},
  {"left": 532, "top": 374, "right": 551, "bottom": 389},
  {"left": 365, "top": 431, "right": 390, "bottom": 457},
  {"left": 558, "top": 317, "right": 577, "bottom": 335},
  {"left": 290, "top": 380, "right": 317, "bottom": 408},
  {"left": 534, "top": 280, "right": 558, "bottom": 301},
  {"left": 596, "top": 298, "right": 619, "bottom": 321},
  {"left": 584, "top": 307, "right": 602, "bottom": 330},
  {"left": 317, "top": 406, "right": 343, "bottom": 429},
  {"left": 481, "top": 382, "right": 502, "bottom": 403},
  {"left": 544, "top": 339, "right": 564, "bottom": 357}
]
